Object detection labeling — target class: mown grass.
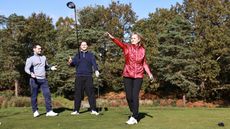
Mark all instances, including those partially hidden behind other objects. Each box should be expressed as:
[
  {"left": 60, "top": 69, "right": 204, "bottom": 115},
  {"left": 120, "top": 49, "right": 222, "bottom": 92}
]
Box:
[{"left": 0, "top": 106, "right": 229, "bottom": 129}]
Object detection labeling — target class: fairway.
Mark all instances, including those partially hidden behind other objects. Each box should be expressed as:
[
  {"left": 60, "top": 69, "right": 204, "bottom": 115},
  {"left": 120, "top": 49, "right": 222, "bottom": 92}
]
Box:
[{"left": 0, "top": 107, "right": 229, "bottom": 129}]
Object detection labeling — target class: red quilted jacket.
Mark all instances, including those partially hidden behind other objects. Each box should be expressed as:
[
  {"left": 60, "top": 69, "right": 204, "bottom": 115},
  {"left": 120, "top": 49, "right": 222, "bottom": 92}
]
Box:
[{"left": 112, "top": 38, "right": 152, "bottom": 78}]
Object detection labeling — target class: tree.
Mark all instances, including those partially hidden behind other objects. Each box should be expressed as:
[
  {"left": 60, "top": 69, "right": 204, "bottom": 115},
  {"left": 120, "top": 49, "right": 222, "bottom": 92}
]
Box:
[
  {"left": 78, "top": 1, "right": 137, "bottom": 38},
  {"left": 16, "top": 13, "right": 56, "bottom": 96},
  {"left": 133, "top": 0, "right": 230, "bottom": 100},
  {"left": 0, "top": 15, "right": 8, "bottom": 29},
  {"left": 183, "top": 0, "right": 230, "bottom": 99},
  {"left": 71, "top": 1, "right": 137, "bottom": 93},
  {"left": 0, "top": 14, "right": 26, "bottom": 96}
]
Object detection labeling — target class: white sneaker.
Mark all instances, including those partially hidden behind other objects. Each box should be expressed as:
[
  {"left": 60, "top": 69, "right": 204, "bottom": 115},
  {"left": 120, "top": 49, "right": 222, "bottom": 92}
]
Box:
[
  {"left": 91, "top": 110, "right": 99, "bottom": 115},
  {"left": 71, "top": 111, "right": 80, "bottom": 115},
  {"left": 46, "top": 110, "right": 58, "bottom": 116},
  {"left": 33, "top": 110, "right": 40, "bottom": 117},
  {"left": 126, "top": 117, "right": 138, "bottom": 125}
]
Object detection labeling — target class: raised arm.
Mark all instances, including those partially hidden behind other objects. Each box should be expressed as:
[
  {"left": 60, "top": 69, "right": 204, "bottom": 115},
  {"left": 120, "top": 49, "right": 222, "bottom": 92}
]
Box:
[
  {"left": 68, "top": 54, "right": 78, "bottom": 66},
  {"left": 106, "top": 32, "right": 126, "bottom": 49}
]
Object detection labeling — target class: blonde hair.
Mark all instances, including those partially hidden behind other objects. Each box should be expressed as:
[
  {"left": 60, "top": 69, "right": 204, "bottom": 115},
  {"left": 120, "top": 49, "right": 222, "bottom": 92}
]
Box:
[{"left": 132, "top": 32, "right": 145, "bottom": 46}]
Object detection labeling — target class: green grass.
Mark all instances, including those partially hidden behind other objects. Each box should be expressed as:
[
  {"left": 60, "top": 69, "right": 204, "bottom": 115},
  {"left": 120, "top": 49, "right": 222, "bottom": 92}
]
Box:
[{"left": 0, "top": 107, "right": 229, "bottom": 129}]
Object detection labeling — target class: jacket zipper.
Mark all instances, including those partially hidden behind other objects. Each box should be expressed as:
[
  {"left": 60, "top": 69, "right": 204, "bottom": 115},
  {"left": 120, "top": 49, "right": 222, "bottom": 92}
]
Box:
[
  {"left": 39, "top": 56, "right": 41, "bottom": 63},
  {"left": 134, "top": 47, "right": 137, "bottom": 78}
]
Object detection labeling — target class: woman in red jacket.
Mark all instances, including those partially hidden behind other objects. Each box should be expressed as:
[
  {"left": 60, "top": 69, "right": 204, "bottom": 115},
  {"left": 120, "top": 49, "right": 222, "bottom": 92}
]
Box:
[{"left": 106, "top": 32, "right": 153, "bottom": 125}]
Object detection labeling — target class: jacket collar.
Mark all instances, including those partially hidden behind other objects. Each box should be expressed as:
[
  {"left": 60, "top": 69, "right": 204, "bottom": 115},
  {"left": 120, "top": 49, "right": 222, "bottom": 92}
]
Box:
[
  {"left": 131, "top": 43, "right": 141, "bottom": 48},
  {"left": 80, "top": 50, "right": 88, "bottom": 53}
]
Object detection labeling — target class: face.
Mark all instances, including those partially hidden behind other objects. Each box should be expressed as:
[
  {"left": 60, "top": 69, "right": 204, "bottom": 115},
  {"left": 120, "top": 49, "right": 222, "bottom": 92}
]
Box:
[
  {"left": 131, "top": 34, "right": 141, "bottom": 45},
  {"left": 33, "top": 45, "right": 42, "bottom": 55},
  {"left": 80, "top": 42, "right": 88, "bottom": 51}
]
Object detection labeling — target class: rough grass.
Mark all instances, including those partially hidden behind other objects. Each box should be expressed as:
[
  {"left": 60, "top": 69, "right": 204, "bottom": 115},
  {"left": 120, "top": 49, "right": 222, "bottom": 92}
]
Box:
[{"left": 0, "top": 107, "right": 229, "bottom": 129}]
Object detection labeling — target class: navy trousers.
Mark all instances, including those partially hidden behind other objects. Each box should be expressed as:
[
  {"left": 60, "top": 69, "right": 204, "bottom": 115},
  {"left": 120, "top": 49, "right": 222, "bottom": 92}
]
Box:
[
  {"left": 29, "top": 78, "right": 52, "bottom": 112},
  {"left": 124, "top": 77, "right": 143, "bottom": 119}
]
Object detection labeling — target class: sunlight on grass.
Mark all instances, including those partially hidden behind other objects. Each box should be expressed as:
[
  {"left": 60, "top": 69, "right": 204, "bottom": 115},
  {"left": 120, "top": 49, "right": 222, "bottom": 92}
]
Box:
[{"left": 0, "top": 107, "right": 229, "bottom": 129}]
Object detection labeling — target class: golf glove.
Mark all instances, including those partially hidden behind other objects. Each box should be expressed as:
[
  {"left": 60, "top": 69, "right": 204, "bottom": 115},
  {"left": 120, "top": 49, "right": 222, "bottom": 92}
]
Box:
[
  {"left": 95, "top": 70, "right": 100, "bottom": 77},
  {"left": 149, "top": 74, "right": 155, "bottom": 83},
  {"left": 51, "top": 66, "right": 57, "bottom": 71}
]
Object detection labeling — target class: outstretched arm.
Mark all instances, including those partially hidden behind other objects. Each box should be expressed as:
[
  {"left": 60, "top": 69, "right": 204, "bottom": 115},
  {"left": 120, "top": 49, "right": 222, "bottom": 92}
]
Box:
[
  {"left": 106, "top": 32, "right": 126, "bottom": 49},
  {"left": 45, "top": 58, "right": 57, "bottom": 71}
]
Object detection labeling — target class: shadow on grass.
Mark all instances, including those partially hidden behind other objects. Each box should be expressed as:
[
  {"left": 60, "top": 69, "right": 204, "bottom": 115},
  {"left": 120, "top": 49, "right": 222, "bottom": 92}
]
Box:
[
  {"left": 51, "top": 107, "right": 108, "bottom": 115},
  {"left": 97, "top": 107, "right": 108, "bottom": 112},
  {"left": 79, "top": 107, "right": 108, "bottom": 114},
  {"left": 36, "top": 107, "right": 73, "bottom": 117},
  {"left": 80, "top": 109, "right": 90, "bottom": 114},
  {"left": 137, "top": 112, "right": 153, "bottom": 122},
  {"left": 53, "top": 107, "right": 73, "bottom": 113},
  {"left": 124, "top": 112, "right": 153, "bottom": 122}
]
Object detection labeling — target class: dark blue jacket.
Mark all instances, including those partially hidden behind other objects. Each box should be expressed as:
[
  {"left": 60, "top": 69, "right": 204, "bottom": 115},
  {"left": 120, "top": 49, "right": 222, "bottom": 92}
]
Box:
[{"left": 70, "top": 51, "right": 98, "bottom": 76}]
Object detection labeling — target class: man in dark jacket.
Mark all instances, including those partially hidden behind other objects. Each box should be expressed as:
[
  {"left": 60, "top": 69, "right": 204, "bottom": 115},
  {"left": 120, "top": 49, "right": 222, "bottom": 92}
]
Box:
[{"left": 68, "top": 41, "right": 100, "bottom": 115}]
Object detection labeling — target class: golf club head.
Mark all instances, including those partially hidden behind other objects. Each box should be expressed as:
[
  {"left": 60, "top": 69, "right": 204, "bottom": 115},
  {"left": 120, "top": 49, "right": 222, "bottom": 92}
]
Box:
[
  {"left": 104, "top": 107, "right": 108, "bottom": 111},
  {"left": 67, "top": 2, "right": 75, "bottom": 9},
  {"left": 218, "top": 122, "right": 224, "bottom": 127}
]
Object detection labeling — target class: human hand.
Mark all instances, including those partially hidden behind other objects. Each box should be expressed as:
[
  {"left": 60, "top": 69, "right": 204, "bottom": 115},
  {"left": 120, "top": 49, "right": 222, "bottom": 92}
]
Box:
[
  {"left": 51, "top": 65, "right": 57, "bottom": 71},
  {"left": 68, "top": 56, "right": 72, "bottom": 65},
  {"left": 149, "top": 74, "right": 156, "bottom": 83},
  {"left": 95, "top": 70, "right": 100, "bottom": 77},
  {"left": 31, "top": 73, "right": 36, "bottom": 78},
  {"left": 106, "top": 32, "right": 114, "bottom": 39}
]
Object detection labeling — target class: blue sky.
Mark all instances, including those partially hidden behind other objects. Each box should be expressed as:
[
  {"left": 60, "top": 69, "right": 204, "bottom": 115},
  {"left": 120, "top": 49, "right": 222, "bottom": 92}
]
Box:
[{"left": 0, "top": 0, "right": 183, "bottom": 23}]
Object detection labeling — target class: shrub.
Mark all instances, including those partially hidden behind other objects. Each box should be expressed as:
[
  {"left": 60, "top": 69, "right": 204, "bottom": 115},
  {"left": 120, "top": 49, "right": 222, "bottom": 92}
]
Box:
[{"left": 0, "top": 97, "right": 31, "bottom": 108}]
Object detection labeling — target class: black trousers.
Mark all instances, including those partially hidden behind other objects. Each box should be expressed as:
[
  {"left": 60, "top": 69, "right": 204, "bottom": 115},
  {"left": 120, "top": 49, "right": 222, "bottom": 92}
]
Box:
[
  {"left": 123, "top": 77, "right": 143, "bottom": 119},
  {"left": 74, "top": 76, "right": 96, "bottom": 112}
]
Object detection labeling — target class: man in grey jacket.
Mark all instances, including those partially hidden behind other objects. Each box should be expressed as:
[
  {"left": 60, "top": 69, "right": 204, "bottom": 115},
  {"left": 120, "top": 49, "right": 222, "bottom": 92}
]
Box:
[{"left": 25, "top": 44, "right": 58, "bottom": 117}]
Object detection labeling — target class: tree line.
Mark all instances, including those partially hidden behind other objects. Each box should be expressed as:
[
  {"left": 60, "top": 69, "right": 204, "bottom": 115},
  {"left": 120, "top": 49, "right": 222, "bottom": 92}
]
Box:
[{"left": 0, "top": 0, "right": 229, "bottom": 101}]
